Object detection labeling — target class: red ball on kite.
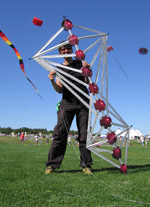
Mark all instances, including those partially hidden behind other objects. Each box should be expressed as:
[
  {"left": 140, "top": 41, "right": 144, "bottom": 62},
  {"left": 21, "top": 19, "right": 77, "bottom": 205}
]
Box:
[{"left": 32, "top": 17, "right": 43, "bottom": 26}]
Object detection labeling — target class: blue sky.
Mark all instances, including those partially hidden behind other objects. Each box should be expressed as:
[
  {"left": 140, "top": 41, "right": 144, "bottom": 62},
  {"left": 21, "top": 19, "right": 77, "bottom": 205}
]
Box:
[{"left": 0, "top": 0, "right": 150, "bottom": 135}]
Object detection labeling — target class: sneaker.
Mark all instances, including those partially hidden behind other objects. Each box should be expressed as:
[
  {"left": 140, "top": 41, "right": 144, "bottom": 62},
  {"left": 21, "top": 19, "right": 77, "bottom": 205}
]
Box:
[
  {"left": 44, "top": 166, "right": 54, "bottom": 174},
  {"left": 83, "top": 167, "right": 92, "bottom": 175}
]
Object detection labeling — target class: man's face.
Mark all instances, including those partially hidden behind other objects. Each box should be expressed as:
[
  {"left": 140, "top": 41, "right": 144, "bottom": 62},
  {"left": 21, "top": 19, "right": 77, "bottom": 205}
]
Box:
[{"left": 59, "top": 45, "right": 73, "bottom": 54}]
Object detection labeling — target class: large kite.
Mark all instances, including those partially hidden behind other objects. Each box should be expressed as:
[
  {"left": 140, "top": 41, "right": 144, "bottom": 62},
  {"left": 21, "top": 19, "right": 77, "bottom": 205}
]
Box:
[
  {"left": 31, "top": 18, "right": 131, "bottom": 173},
  {"left": 0, "top": 30, "right": 41, "bottom": 98}
]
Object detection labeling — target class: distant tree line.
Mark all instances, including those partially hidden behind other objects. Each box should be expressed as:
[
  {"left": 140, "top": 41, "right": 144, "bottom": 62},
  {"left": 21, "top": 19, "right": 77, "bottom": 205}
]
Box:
[
  {"left": 0, "top": 127, "right": 51, "bottom": 135},
  {"left": 0, "top": 127, "right": 78, "bottom": 135}
]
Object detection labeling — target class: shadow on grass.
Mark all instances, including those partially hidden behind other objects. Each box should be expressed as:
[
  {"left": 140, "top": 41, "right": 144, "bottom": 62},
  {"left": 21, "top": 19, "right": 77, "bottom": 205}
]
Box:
[
  {"left": 54, "top": 167, "right": 118, "bottom": 174},
  {"left": 53, "top": 164, "right": 150, "bottom": 174},
  {"left": 128, "top": 164, "right": 150, "bottom": 173}
]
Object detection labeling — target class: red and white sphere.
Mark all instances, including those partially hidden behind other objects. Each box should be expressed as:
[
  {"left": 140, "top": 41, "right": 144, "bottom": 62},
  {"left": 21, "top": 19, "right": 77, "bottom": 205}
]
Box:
[
  {"left": 100, "top": 116, "right": 112, "bottom": 128},
  {"left": 89, "top": 83, "right": 99, "bottom": 95},
  {"left": 120, "top": 164, "right": 127, "bottom": 174},
  {"left": 112, "top": 146, "right": 121, "bottom": 159},
  {"left": 94, "top": 99, "right": 106, "bottom": 112},
  {"left": 68, "top": 35, "right": 79, "bottom": 46},
  {"left": 75, "top": 50, "right": 85, "bottom": 60},
  {"left": 106, "top": 132, "right": 117, "bottom": 145},
  {"left": 62, "top": 19, "right": 73, "bottom": 31},
  {"left": 81, "top": 66, "right": 92, "bottom": 78}
]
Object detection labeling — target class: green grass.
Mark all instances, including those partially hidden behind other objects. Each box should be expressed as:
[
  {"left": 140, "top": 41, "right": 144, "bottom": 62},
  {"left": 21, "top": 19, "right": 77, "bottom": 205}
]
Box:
[{"left": 0, "top": 136, "right": 150, "bottom": 207}]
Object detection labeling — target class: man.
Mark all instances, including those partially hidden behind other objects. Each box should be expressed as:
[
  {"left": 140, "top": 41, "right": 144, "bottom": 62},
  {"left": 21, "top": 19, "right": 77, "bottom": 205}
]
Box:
[{"left": 44, "top": 43, "right": 92, "bottom": 175}]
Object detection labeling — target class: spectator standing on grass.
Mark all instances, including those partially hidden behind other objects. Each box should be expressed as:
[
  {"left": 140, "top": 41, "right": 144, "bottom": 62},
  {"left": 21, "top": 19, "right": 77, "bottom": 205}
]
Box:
[
  {"left": 20, "top": 132, "right": 24, "bottom": 144},
  {"left": 145, "top": 136, "right": 148, "bottom": 147},
  {"left": 140, "top": 135, "right": 144, "bottom": 147},
  {"left": 75, "top": 135, "right": 79, "bottom": 146},
  {"left": 35, "top": 135, "right": 39, "bottom": 145},
  {"left": 46, "top": 137, "right": 49, "bottom": 145},
  {"left": 68, "top": 136, "right": 71, "bottom": 146}
]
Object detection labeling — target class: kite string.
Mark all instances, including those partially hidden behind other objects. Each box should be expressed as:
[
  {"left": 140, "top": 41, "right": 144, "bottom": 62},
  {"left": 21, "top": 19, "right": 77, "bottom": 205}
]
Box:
[{"left": 115, "top": 58, "right": 129, "bottom": 81}]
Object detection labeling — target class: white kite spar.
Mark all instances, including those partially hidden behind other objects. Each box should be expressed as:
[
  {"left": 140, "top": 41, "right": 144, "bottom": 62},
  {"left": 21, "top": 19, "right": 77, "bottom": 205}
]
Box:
[{"left": 32, "top": 18, "right": 131, "bottom": 173}]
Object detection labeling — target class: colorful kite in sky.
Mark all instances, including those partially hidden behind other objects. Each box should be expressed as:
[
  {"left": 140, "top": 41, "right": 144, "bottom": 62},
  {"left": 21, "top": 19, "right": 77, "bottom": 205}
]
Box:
[
  {"left": 0, "top": 30, "right": 41, "bottom": 98},
  {"left": 139, "top": 47, "right": 148, "bottom": 55},
  {"left": 107, "top": 46, "right": 113, "bottom": 52}
]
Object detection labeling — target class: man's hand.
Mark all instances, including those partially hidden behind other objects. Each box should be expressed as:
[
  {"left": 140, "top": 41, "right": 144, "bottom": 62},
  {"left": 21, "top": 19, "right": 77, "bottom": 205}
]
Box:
[
  {"left": 48, "top": 71, "right": 63, "bottom": 93},
  {"left": 48, "top": 71, "right": 56, "bottom": 81},
  {"left": 82, "top": 61, "right": 90, "bottom": 68},
  {"left": 82, "top": 61, "right": 90, "bottom": 84}
]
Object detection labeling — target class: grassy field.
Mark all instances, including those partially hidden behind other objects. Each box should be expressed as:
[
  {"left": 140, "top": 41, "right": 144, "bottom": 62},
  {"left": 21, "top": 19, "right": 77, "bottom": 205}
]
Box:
[{"left": 0, "top": 136, "right": 150, "bottom": 207}]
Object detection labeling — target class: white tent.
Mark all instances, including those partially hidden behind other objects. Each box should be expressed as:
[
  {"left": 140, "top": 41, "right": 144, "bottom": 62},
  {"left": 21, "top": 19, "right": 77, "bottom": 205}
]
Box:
[
  {"left": 115, "top": 128, "right": 143, "bottom": 140},
  {"left": 128, "top": 129, "right": 140, "bottom": 139},
  {"left": 115, "top": 128, "right": 122, "bottom": 135},
  {"left": 135, "top": 129, "right": 144, "bottom": 137}
]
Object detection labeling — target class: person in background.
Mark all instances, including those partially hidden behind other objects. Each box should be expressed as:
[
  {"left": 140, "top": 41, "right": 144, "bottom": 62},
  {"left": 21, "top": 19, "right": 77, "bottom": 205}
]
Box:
[
  {"left": 35, "top": 135, "right": 39, "bottom": 145},
  {"left": 145, "top": 136, "right": 148, "bottom": 147},
  {"left": 140, "top": 135, "right": 144, "bottom": 147},
  {"left": 46, "top": 137, "right": 49, "bottom": 145},
  {"left": 68, "top": 136, "right": 71, "bottom": 146},
  {"left": 20, "top": 132, "right": 24, "bottom": 144}
]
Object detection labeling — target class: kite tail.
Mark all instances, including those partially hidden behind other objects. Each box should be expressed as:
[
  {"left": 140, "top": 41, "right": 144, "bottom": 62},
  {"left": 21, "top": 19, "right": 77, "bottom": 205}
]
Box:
[
  {"left": 26, "top": 74, "right": 42, "bottom": 99},
  {"left": 0, "top": 30, "right": 41, "bottom": 98}
]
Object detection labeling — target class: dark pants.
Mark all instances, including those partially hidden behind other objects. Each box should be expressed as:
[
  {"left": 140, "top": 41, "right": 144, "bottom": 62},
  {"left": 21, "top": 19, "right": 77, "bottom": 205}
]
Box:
[{"left": 46, "top": 99, "right": 92, "bottom": 169}]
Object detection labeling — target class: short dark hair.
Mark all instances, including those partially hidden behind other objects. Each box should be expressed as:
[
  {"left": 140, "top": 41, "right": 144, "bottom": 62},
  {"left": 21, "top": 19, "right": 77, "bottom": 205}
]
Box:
[{"left": 58, "top": 41, "right": 72, "bottom": 52}]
